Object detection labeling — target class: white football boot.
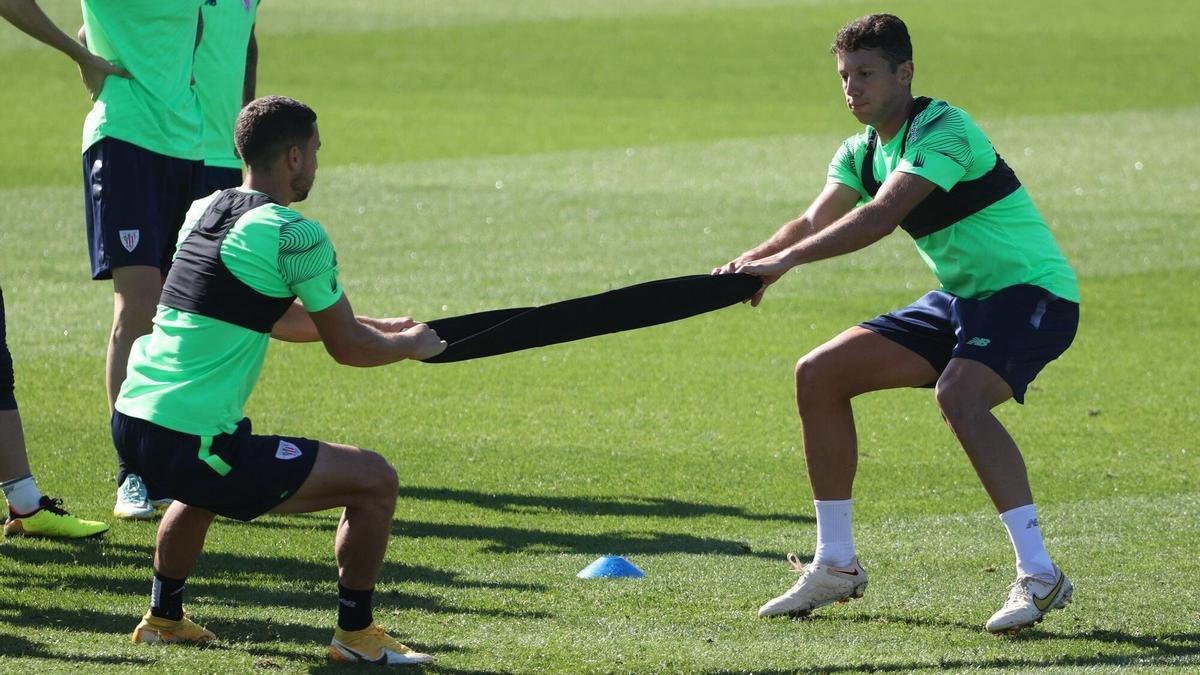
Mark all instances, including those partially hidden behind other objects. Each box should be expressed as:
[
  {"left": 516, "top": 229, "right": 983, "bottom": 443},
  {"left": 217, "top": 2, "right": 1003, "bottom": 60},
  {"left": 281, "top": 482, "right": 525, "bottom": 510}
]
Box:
[
  {"left": 758, "top": 553, "right": 868, "bottom": 618},
  {"left": 113, "top": 474, "right": 154, "bottom": 520},
  {"left": 986, "top": 566, "right": 1073, "bottom": 635}
]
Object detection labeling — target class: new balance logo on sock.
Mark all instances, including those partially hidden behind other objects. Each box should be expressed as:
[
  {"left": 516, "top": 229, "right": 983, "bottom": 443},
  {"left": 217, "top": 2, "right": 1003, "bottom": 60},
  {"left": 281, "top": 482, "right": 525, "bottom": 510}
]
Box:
[
  {"left": 966, "top": 337, "right": 991, "bottom": 347},
  {"left": 1026, "top": 518, "right": 1039, "bottom": 529}
]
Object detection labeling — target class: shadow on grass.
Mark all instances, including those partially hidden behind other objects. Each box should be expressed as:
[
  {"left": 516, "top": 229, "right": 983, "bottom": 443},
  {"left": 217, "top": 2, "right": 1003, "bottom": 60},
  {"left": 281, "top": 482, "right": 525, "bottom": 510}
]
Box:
[
  {"left": 0, "top": 630, "right": 154, "bottom": 666},
  {"left": 709, "top": 614, "right": 1200, "bottom": 672},
  {"left": 392, "top": 518, "right": 773, "bottom": 558},
  {"left": 397, "top": 486, "right": 812, "bottom": 524}
]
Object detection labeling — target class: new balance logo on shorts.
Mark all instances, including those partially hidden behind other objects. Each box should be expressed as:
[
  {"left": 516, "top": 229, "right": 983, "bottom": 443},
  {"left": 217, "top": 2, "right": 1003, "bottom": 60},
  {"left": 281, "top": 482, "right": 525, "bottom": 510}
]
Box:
[
  {"left": 275, "top": 441, "right": 303, "bottom": 461},
  {"left": 119, "top": 229, "right": 140, "bottom": 252},
  {"left": 966, "top": 337, "right": 991, "bottom": 347}
]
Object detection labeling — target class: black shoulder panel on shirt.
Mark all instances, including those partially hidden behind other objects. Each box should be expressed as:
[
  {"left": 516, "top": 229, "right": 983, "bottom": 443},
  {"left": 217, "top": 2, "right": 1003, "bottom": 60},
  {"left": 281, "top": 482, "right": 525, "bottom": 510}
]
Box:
[
  {"left": 159, "top": 190, "right": 296, "bottom": 333},
  {"left": 859, "top": 97, "right": 1021, "bottom": 239}
]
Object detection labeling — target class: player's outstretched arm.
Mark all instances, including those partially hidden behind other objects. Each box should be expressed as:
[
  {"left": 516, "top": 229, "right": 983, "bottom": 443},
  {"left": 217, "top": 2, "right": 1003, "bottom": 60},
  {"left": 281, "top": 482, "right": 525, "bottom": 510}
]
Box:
[
  {"left": 0, "top": 0, "right": 130, "bottom": 100},
  {"left": 738, "top": 172, "right": 936, "bottom": 280},
  {"left": 307, "top": 293, "right": 446, "bottom": 367},
  {"left": 714, "top": 183, "right": 860, "bottom": 306}
]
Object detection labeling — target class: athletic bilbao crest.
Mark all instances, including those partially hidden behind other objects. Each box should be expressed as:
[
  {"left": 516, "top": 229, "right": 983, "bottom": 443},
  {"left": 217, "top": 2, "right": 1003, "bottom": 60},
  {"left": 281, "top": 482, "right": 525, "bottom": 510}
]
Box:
[
  {"left": 275, "top": 440, "right": 303, "bottom": 460},
  {"left": 118, "top": 229, "right": 140, "bottom": 252}
]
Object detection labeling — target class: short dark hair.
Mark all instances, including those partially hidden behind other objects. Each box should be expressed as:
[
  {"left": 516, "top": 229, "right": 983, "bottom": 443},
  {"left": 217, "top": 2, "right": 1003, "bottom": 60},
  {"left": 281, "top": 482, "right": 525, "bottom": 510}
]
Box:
[
  {"left": 234, "top": 95, "right": 317, "bottom": 170},
  {"left": 831, "top": 14, "right": 912, "bottom": 70}
]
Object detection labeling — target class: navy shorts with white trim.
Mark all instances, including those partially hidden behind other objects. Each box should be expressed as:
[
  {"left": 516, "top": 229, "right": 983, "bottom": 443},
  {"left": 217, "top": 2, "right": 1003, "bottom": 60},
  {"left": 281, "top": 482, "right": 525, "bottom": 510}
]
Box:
[
  {"left": 112, "top": 411, "right": 320, "bottom": 521},
  {"left": 860, "top": 284, "right": 1079, "bottom": 403},
  {"left": 83, "top": 137, "right": 205, "bottom": 280}
]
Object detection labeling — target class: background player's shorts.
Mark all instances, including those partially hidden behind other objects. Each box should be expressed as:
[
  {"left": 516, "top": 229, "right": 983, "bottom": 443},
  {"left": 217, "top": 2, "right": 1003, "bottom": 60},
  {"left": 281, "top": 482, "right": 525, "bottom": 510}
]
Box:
[
  {"left": 202, "top": 165, "right": 242, "bottom": 194},
  {"left": 0, "top": 286, "right": 15, "bottom": 411},
  {"left": 860, "top": 284, "right": 1079, "bottom": 403},
  {"left": 83, "top": 137, "right": 205, "bottom": 280},
  {"left": 112, "top": 411, "right": 320, "bottom": 521}
]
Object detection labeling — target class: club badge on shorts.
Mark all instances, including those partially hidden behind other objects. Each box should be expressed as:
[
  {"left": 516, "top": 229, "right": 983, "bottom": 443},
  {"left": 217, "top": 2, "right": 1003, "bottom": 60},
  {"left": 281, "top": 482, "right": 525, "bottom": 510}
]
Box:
[
  {"left": 118, "top": 229, "right": 140, "bottom": 252},
  {"left": 275, "top": 440, "right": 303, "bottom": 461}
]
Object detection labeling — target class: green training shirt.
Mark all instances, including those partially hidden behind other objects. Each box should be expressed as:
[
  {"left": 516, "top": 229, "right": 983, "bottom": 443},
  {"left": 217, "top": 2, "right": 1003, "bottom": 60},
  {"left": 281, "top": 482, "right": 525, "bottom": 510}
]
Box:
[
  {"left": 827, "top": 98, "right": 1079, "bottom": 302},
  {"left": 81, "top": 0, "right": 205, "bottom": 160},
  {"left": 116, "top": 190, "right": 343, "bottom": 436},
  {"left": 196, "top": 0, "right": 259, "bottom": 169}
]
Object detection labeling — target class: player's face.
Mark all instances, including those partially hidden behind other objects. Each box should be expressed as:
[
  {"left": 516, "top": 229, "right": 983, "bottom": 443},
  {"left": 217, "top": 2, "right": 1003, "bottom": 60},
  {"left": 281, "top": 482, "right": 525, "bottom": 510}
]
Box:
[
  {"left": 836, "top": 49, "right": 912, "bottom": 126},
  {"left": 291, "top": 124, "right": 321, "bottom": 203}
]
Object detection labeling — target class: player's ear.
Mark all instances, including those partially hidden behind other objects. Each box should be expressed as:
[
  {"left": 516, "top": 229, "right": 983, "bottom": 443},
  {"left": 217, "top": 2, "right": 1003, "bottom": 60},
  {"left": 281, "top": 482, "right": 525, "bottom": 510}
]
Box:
[
  {"left": 898, "top": 60, "right": 914, "bottom": 87},
  {"left": 287, "top": 145, "right": 303, "bottom": 170}
]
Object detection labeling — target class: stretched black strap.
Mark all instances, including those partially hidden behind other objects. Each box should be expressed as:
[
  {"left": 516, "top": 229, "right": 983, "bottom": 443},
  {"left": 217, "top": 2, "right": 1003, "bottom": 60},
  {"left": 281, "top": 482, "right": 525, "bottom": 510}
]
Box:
[{"left": 423, "top": 273, "right": 763, "bottom": 363}]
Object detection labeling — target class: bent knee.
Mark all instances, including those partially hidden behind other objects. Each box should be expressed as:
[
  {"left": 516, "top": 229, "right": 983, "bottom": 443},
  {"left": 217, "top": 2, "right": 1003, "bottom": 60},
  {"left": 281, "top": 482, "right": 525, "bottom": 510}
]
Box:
[
  {"left": 935, "top": 379, "right": 987, "bottom": 426},
  {"left": 357, "top": 450, "right": 399, "bottom": 500},
  {"left": 795, "top": 352, "right": 847, "bottom": 407}
]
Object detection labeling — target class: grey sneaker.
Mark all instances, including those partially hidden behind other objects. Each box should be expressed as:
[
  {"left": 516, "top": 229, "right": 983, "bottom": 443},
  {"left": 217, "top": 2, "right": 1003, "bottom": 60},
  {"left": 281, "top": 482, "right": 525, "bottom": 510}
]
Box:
[
  {"left": 758, "top": 553, "right": 868, "bottom": 618},
  {"left": 113, "top": 474, "right": 154, "bottom": 520},
  {"left": 985, "top": 567, "right": 1073, "bottom": 635}
]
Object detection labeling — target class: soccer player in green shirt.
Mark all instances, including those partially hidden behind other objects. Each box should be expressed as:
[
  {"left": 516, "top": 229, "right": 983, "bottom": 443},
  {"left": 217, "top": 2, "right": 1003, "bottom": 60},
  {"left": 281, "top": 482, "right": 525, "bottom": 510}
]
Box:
[
  {"left": 113, "top": 96, "right": 446, "bottom": 664},
  {"left": 54, "top": 0, "right": 209, "bottom": 520},
  {"left": 715, "top": 14, "right": 1078, "bottom": 634}
]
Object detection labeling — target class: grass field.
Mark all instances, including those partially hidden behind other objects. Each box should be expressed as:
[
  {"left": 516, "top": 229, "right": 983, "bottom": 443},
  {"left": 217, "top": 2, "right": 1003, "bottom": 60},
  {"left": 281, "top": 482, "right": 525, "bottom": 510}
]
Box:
[{"left": 2, "top": 1, "right": 1199, "bottom": 672}]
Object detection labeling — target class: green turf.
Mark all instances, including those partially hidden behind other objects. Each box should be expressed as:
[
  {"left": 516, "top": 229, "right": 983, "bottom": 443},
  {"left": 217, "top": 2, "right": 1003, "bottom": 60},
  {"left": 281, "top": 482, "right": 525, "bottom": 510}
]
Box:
[{"left": 2, "top": 0, "right": 1199, "bottom": 672}]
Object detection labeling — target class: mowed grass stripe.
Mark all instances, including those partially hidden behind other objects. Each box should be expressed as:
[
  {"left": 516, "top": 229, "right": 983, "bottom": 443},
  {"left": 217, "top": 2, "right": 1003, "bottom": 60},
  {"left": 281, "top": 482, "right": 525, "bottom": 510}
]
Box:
[
  {"left": 2, "top": 0, "right": 1194, "bottom": 186},
  {"left": 2, "top": 493, "right": 1196, "bottom": 672}
]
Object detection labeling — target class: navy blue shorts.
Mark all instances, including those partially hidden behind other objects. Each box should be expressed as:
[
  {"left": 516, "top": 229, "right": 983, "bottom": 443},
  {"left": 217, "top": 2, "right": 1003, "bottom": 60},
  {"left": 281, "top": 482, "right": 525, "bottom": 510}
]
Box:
[
  {"left": 860, "top": 284, "right": 1079, "bottom": 403},
  {"left": 202, "top": 165, "right": 242, "bottom": 194},
  {"left": 111, "top": 411, "right": 320, "bottom": 521},
  {"left": 0, "top": 286, "right": 15, "bottom": 411},
  {"left": 83, "top": 137, "right": 205, "bottom": 280}
]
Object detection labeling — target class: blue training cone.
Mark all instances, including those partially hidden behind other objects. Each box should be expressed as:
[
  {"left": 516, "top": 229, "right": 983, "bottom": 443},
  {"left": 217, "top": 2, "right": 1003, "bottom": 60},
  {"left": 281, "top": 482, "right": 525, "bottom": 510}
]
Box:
[{"left": 577, "top": 555, "right": 645, "bottom": 579}]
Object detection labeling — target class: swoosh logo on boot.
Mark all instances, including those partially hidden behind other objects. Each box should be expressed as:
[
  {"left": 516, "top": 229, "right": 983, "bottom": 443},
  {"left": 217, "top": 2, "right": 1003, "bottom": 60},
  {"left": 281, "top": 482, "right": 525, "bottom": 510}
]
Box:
[{"left": 1033, "top": 573, "right": 1064, "bottom": 612}]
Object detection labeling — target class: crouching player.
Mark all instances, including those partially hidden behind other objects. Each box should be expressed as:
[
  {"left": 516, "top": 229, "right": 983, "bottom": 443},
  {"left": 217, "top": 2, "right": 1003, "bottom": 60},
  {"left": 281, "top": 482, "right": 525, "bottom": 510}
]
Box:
[{"left": 112, "top": 96, "right": 446, "bottom": 665}]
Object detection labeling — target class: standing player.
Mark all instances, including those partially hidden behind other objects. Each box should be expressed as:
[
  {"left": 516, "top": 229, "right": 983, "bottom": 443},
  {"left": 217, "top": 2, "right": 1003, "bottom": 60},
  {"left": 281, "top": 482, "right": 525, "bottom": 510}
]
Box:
[
  {"left": 0, "top": 0, "right": 121, "bottom": 538},
  {"left": 715, "top": 14, "right": 1078, "bottom": 634},
  {"left": 114, "top": 96, "right": 446, "bottom": 665},
  {"left": 195, "top": 0, "right": 259, "bottom": 193},
  {"left": 96, "top": 0, "right": 261, "bottom": 519},
  {"left": 75, "top": 0, "right": 206, "bottom": 521}
]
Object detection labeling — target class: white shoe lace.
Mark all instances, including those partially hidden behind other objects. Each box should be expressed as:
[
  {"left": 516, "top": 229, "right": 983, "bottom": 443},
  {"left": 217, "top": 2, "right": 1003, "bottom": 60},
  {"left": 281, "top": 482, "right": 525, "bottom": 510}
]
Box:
[
  {"left": 120, "top": 475, "right": 148, "bottom": 504},
  {"left": 1002, "top": 576, "right": 1038, "bottom": 610}
]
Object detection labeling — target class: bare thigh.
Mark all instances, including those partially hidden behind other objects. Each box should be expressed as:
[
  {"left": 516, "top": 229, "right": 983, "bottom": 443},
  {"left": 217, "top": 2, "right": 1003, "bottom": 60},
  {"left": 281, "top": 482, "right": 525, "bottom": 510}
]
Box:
[
  {"left": 801, "top": 326, "right": 939, "bottom": 398},
  {"left": 269, "top": 442, "right": 395, "bottom": 514}
]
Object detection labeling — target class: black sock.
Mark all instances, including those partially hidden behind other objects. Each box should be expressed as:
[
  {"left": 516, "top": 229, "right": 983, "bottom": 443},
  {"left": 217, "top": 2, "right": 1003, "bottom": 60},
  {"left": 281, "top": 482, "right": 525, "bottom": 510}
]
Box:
[
  {"left": 337, "top": 583, "right": 374, "bottom": 632},
  {"left": 150, "top": 571, "right": 186, "bottom": 621}
]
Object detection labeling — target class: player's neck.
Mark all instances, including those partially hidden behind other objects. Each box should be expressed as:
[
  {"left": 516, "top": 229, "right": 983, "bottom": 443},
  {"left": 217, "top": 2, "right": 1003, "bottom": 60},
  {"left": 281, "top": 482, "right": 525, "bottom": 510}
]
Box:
[
  {"left": 874, "top": 95, "right": 914, "bottom": 145},
  {"left": 241, "top": 172, "right": 294, "bottom": 206}
]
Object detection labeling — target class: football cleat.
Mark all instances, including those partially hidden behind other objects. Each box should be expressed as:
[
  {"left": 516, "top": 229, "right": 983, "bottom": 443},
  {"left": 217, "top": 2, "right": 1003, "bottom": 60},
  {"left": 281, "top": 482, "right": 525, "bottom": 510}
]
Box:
[
  {"left": 4, "top": 496, "right": 109, "bottom": 539},
  {"left": 986, "top": 567, "right": 1073, "bottom": 635},
  {"left": 758, "top": 553, "right": 868, "bottom": 618},
  {"left": 131, "top": 611, "right": 216, "bottom": 644},
  {"left": 329, "top": 623, "right": 434, "bottom": 666},
  {"left": 114, "top": 474, "right": 155, "bottom": 520}
]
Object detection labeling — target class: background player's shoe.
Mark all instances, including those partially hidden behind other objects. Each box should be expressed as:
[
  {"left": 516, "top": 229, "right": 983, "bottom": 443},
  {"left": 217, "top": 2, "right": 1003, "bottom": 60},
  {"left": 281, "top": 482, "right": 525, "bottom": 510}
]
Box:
[
  {"left": 329, "top": 624, "right": 434, "bottom": 666},
  {"left": 757, "top": 554, "right": 868, "bottom": 618},
  {"left": 4, "top": 496, "right": 109, "bottom": 538},
  {"left": 131, "top": 611, "right": 216, "bottom": 644},
  {"left": 114, "top": 474, "right": 155, "bottom": 519},
  {"left": 986, "top": 567, "right": 1073, "bottom": 635}
]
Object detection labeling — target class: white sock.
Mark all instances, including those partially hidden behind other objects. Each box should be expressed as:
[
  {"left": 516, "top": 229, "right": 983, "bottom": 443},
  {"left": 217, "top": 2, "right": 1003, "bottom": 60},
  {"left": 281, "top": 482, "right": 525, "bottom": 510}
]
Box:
[
  {"left": 812, "top": 498, "right": 855, "bottom": 568},
  {"left": 999, "top": 504, "right": 1055, "bottom": 580},
  {"left": 1, "top": 474, "right": 43, "bottom": 515}
]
